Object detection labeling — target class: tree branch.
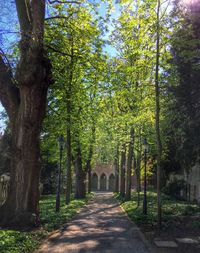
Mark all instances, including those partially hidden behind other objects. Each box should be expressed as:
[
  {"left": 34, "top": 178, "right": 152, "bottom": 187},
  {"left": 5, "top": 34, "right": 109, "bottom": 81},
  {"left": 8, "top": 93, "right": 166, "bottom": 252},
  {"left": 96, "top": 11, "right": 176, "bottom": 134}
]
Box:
[
  {"left": 48, "top": 0, "right": 81, "bottom": 4},
  {"left": 0, "top": 55, "right": 20, "bottom": 121},
  {"left": 46, "top": 45, "right": 73, "bottom": 57},
  {"left": 45, "top": 12, "right": 78, "bottom": 21},
  {"left": 15, "top": 0, "right": 32, "bottom": 38},
  {"left": 46, "top": 45, "right": 82, "bottom": 59},
  {"left": 32, "top": 0, "right": 46, "bottom": 44}
]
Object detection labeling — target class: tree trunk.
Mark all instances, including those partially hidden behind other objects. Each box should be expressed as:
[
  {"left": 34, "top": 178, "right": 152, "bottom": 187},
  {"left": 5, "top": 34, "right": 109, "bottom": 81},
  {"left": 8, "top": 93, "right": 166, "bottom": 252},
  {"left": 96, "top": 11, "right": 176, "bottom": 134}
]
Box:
[
  {"left": 155, "top": 0, "right": 162, "bottom": 229},
  {"left": 125, "top": 128, "right": 134, "bottom": 201},
  {"left": 114, "top": 145, "right": 119, "bottom": 193},
  {"left": 136, "top": 152, "right": 141, "bottom": 193},
  {"left": 0, "top": 1, "right": 51, "bottom": 227},
  {"left": 88, "top": 166, "right": 91, "bottom": 194},
  {"left": 86, "top": 148, "right": 93, "bottom": 194},
  {"left": 74, "top": 141, "right": 86, "bottom": 199},
  {"left": 120, "top": 145, "right": 126, "bottom": 198},
  {"left": 0, "top": 60, "right": 51, "bottom": 227},
  {"left": 86, "top": 124, "right": 95, "bottom": 194},
  {"left": 66, "top": 122, "right": 71, "bottom": 204},
  {"left": 65, "top": 49, "right": 74, "bottom": 205}
]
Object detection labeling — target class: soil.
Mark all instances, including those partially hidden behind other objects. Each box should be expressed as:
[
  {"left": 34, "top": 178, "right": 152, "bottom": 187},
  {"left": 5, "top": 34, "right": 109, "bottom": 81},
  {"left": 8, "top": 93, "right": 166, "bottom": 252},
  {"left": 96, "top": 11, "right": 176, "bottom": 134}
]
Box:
[{"left": 140, "top": 216, "right": 200, "bottom": 253}]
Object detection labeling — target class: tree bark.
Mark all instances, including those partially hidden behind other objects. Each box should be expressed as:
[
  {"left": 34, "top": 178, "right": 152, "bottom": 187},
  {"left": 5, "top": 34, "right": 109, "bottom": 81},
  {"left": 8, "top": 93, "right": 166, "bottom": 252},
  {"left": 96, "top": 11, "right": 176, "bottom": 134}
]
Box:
[
  {"left": 0, "top": 0, "right": 52, "bottom": 228},
  {"left": 65, "top": 46, "right": 74, "bottom": 205},
  {"left": 86, "top": 124, "right": 95, "bottom": 194},
  {"left": 136, "top": 152, "right": 141, "bottom": 193},
  {"left": 120, "top": 144, "right": 126, "bottom": 198},
  {"left": 114, "top": 145, "right": 119, "bottom": 193},
  {"left": 125, "top": 128, "right": 134, "bottom": 201},
  {"left": 155, "top": 0, "right": 162, "bottom": 229},
  {"left": 74, "top": 140, "right": 86, "bottom": 199}
]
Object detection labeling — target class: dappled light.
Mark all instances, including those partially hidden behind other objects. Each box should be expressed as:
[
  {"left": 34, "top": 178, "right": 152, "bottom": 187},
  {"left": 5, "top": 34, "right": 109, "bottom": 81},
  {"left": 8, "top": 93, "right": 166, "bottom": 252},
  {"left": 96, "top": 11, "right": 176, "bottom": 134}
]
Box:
[{"left": 0, "top": 0, "right": 200, "bottom": 252}]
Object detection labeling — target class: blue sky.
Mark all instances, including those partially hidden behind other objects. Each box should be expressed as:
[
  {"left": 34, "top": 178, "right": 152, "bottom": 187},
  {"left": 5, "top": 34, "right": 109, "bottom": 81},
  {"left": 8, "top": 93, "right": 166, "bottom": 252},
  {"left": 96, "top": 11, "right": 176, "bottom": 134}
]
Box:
[{"left": 0, "top": 0, "right": 120, "bottom": 132}]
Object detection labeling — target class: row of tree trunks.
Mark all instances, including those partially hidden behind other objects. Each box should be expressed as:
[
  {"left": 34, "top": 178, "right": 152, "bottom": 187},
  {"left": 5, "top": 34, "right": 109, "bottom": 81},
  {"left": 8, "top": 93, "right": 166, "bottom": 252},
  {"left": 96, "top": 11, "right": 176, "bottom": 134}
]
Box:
[{"left": 116, "top": 128, "right": 142, "bottom": 199}]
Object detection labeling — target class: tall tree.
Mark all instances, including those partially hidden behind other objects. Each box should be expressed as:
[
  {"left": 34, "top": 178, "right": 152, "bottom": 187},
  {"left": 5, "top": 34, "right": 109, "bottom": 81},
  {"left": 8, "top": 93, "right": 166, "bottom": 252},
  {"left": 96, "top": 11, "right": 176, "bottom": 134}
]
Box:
[
  {"left": 120, "top": 144, "right": 126, "bottom": 198},
  {"left": 155, "top": 0, "right": 162, "bottom": 229},
  {"left": 125, "top": 127, "right": 134, "bottom": 200},
  {"left": 0, "top": 0, "right": 51, "bottom": 227}
]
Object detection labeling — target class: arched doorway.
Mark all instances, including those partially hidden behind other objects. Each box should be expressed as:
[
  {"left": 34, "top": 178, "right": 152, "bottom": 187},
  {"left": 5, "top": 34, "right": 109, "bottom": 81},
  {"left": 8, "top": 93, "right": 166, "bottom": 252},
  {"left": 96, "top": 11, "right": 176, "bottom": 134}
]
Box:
[
  {"left": 100, "top": 173, "right": 107, "bottom": 190},
  {"left": 91, "top": 173, "right": 98, "bottom": 190},
  {"left": 109, "top": 174, "right": 115, "bottom": 191}
]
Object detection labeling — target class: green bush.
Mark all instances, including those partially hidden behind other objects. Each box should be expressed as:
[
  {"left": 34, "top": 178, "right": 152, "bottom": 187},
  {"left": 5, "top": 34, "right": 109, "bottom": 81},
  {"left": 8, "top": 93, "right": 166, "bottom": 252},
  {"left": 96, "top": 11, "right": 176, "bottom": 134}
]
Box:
[
  {"left": 163, "top": 179, "right": 187, "bottom": 200},
  {"left": 183, "top": 205, "right": 196, "bottom": 215}
]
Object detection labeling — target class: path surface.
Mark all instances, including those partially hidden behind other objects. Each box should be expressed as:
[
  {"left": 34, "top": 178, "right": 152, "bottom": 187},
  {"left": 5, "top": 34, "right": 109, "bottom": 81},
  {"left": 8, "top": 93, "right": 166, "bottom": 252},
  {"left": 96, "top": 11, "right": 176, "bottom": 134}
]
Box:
[{"left": 36, "top": 192, "right": 152, "bottom": 253}]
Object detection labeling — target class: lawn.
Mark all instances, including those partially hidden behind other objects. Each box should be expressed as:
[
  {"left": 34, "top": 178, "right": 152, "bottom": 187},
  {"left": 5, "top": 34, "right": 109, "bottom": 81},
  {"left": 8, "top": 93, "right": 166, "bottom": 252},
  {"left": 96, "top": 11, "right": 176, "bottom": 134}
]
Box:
[
  {"left": 116, "top": 190, "right": 200, "bottom": 227},
  {"left": 116, "top": 190, "right": 200, "bottom": 253},
  {"left": 0, "top": 193, "right": 93, "bottom": 253}
]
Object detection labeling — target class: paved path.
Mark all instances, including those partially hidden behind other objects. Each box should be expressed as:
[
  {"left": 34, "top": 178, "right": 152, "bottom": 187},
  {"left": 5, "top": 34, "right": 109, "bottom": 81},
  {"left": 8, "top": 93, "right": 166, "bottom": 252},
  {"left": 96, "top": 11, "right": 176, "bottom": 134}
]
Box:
[{"left": 36, "top": 192, "right": 152, "bottom": 253}]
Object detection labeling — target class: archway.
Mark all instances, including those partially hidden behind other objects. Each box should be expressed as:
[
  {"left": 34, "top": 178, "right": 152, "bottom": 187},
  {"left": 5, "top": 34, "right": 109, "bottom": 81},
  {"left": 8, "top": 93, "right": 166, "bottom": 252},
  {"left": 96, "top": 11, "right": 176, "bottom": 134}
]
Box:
[
  {"left": 100, "top": 173, "right": 107, "bottom": 190},
  {"left": 109, "top": 173, "right": 115, "bottom": 191},
  {"left": 91, "top": 173, "right": 98, "bottom": 190}
]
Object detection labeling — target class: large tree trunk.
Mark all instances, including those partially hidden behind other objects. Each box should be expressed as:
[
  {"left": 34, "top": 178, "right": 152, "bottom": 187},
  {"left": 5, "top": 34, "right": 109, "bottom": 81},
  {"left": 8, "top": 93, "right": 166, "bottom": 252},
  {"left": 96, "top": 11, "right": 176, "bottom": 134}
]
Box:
[
  {"left": 120, "top": 145, "right": 126, "bottom": 198},
  {"left": 0, "top": 1, "right": 51, "bottom": 227},
  {"left": 125, "top": 128, "right": 134, "bottom": 201},
  {"left": 0, "top": 56, "right": 51, "bottom": 227},
  {"left": 74, "top": 141, "right": 86, "bottom": 199}
]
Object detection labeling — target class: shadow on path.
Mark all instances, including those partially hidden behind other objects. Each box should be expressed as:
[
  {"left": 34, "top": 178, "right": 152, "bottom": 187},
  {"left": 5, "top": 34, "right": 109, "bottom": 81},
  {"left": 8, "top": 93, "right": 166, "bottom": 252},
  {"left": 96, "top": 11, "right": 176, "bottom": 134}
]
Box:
[{"left": 36, "top": 192, "right": 152, "bottom": 253}]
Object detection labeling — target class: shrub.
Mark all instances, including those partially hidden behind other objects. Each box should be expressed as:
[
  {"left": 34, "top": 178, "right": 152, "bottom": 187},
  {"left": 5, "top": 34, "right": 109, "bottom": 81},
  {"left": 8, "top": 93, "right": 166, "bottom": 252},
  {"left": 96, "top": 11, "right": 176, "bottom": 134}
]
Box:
[{"left": 163, "top": 179, "right": 187, "bottom": 200}]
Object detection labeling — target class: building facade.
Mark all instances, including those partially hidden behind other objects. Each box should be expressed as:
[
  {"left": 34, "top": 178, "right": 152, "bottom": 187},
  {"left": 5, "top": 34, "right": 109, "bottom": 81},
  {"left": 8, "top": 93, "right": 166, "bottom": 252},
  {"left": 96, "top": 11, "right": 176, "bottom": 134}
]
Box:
[{"left": 91, "top": 163, "right": 116, "bottom": 191}]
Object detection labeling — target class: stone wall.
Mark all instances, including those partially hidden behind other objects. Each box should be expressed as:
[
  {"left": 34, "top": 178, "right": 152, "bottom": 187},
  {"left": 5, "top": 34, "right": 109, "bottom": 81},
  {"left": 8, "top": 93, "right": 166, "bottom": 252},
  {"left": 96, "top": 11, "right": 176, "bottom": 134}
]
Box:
[
  {"left": 168, "top": 163, "right": 200, "bottom": 203},
  {"left": 187, "top": 164, "right": 200, "bottom": 203},
  {"left": 0, "top": 173, "right": 43, "bottom": 206},
  {"left": 91, "top": 163, "right": 115, "bottom": 191},
  {"left": 0, "top": 173, "right": 10, "bottom": 206}
]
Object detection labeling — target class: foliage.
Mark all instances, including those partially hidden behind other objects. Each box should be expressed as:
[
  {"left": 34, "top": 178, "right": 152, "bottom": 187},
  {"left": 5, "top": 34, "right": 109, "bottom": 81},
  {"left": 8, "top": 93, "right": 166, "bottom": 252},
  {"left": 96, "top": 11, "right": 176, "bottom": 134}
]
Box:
[
  {"left": 163, "top": 1, "right": 200, "bottom": 173},
  {"left": 116, "top": 190, "right": 200, "bottom": 226},
  {"left": 0, "top": 230, "right": 44, "bottom": 253},
  {"left": 163, "top": 179, "right": 187, "bottom": 200},
  {"left": 0, "top": 193, "right": 93, "bottom": 253},
  {"left": 39, "top": 194, "right": 93, "bottom": 231}
]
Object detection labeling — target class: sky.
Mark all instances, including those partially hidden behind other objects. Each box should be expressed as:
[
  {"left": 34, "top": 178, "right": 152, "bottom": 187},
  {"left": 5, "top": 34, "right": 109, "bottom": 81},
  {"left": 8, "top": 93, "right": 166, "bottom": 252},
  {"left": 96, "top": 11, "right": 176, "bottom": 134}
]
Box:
[
  {"left": 0, "top": 0, "right": 174, "bottom": 132},
  {"left": 0, "top": 0, "right": 120, "bottom": 132}
]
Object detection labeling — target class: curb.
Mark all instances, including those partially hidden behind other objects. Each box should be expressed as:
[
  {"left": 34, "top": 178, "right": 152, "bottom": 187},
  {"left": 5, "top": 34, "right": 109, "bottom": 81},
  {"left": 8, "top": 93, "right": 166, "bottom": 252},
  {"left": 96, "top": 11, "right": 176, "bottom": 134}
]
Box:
[{"left": 118, "top": 202, "right": 155, "bottom": 253}]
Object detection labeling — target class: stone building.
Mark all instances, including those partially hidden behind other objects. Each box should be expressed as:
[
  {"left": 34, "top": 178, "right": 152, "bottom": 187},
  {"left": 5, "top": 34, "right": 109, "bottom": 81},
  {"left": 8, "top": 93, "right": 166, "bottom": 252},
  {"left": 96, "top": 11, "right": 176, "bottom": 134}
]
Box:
[
  {"left": 91, "top": 163, "right": 115, "bottom": 191},
  {"left": 168, "top": 163, "right": 200, "bottom": 203}
]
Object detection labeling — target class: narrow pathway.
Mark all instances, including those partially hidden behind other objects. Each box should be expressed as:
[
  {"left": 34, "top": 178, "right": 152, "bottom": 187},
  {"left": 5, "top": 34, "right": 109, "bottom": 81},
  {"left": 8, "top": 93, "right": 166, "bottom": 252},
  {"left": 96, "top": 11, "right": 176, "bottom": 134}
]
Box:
[{"left": 36, "top": 192, "right": 152, "bottom": 253}]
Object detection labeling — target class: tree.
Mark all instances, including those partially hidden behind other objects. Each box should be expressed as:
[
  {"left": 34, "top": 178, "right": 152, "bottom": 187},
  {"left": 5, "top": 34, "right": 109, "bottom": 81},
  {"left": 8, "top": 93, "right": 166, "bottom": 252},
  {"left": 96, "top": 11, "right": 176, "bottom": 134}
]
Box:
[
  {"left": 155, "top": 0, "right": 162, "bottom": 229},
  {"left": 125, "top": 127, "right": 134, "bottom": 200},
  {"left": 0, "top": 0, "right": 51, "bottom": 227}
]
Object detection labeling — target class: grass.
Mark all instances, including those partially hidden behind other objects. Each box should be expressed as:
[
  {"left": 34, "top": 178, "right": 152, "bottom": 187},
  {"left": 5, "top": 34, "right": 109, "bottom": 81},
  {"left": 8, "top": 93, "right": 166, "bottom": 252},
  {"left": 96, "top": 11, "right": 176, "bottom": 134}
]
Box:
[
  {"left": 115, "top": 190, "right": 200, "bottom": 227},
  {"left": 0, "top": 193, "right": 94, "bottom": 253}
]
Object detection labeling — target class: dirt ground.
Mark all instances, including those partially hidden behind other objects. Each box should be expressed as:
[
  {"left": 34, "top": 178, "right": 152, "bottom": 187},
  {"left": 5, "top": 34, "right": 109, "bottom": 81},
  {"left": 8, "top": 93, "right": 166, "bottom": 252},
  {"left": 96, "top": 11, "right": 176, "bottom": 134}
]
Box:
[{"left": 141, "top": 216, "right": 200, "bottom": 253}]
